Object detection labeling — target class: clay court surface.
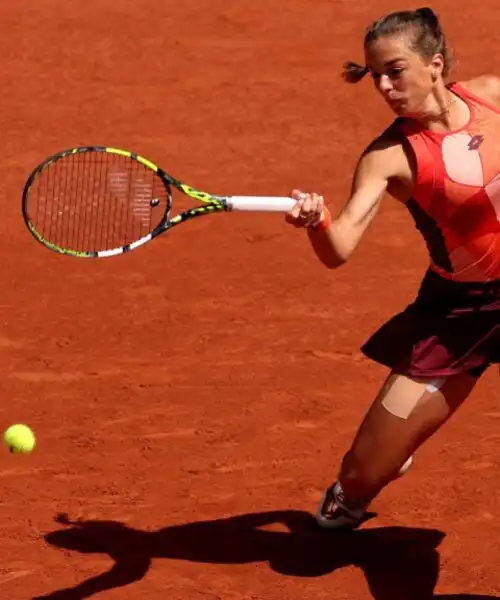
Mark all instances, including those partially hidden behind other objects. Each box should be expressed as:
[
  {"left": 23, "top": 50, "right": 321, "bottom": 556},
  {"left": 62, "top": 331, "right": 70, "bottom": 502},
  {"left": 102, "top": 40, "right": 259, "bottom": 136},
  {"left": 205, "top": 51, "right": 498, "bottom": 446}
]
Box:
[{"left": 1, "top": 0, "right": 500, "bottom": 598}]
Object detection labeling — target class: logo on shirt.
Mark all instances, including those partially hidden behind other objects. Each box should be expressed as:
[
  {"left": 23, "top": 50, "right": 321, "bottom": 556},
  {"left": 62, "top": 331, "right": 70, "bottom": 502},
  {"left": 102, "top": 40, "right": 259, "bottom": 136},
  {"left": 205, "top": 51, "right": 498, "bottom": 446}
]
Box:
[{"left": 468, "top": 135, "right": 484, "bottom": 150}]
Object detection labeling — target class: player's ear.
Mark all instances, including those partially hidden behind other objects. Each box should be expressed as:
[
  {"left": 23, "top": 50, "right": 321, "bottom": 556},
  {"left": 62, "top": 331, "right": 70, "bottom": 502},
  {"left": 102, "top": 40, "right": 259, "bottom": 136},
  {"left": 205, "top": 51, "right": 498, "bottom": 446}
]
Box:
[{"left": 430, "top": 53, "right": 444, "bottom": 79}]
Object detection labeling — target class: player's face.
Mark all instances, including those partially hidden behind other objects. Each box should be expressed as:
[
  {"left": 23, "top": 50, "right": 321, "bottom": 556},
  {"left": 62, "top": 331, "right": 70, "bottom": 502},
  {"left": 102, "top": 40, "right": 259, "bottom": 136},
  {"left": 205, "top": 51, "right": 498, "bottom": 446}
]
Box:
[{"left": 364, "top": 33, "right": 443, "bottom": 117}]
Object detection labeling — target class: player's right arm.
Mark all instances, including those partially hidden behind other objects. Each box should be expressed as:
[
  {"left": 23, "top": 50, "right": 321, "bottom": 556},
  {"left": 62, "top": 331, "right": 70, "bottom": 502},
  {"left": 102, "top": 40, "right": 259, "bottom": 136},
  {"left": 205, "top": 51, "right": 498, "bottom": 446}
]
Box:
[{"left": 287, "top": 133, "right": 408, "bottom": 269}]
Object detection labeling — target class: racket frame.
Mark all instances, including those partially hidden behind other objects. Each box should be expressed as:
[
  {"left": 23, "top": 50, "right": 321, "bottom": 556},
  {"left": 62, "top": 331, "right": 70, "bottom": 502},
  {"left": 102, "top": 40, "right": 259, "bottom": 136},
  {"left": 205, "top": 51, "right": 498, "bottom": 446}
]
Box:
[{"left": 22, "top": 146, "right": 294, "bottom": 258}]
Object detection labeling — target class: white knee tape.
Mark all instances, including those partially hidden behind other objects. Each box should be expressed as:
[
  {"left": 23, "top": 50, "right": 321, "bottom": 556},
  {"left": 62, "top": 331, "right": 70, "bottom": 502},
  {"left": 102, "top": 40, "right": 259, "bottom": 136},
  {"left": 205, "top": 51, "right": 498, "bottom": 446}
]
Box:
[{"left": 382, "top": 376, "right": 447, "bottom": 420}]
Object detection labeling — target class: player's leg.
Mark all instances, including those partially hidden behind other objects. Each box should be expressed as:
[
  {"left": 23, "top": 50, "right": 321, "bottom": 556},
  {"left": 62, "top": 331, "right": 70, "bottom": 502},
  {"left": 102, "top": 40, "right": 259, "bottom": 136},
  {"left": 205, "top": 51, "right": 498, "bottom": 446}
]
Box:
[{"left": 316, "top": 369, "right": 480, "bottom": 528}]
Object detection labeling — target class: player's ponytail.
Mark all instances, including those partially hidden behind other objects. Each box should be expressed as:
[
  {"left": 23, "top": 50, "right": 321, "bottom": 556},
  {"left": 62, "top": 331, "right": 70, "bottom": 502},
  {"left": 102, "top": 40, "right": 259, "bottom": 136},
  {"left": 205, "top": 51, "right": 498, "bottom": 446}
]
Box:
[{"left": 342, "top": 61, "right": 369, "bottom": 84}]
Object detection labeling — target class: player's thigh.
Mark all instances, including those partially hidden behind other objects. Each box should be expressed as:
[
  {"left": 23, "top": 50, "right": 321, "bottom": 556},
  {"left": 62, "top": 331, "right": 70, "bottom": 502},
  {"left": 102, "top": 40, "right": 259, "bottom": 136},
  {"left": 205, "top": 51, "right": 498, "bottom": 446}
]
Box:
[{"left": 347, "top": 370, "right": 479, "bottom": 471}]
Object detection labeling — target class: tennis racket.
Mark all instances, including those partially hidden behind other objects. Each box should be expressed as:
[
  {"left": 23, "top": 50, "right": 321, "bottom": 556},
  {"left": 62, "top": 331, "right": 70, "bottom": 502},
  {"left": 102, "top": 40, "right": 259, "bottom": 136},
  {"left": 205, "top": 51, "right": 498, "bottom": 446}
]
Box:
[{"left": 22, "top": 146, "right": 296, "bottom": 258}]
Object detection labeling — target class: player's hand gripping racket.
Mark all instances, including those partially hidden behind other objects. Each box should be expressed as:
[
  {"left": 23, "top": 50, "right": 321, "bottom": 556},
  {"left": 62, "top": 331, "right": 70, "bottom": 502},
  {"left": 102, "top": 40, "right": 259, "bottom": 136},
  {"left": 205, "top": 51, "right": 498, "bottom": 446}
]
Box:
[{"left": 22, "top": 146, "right": 296, "bottom": 258}]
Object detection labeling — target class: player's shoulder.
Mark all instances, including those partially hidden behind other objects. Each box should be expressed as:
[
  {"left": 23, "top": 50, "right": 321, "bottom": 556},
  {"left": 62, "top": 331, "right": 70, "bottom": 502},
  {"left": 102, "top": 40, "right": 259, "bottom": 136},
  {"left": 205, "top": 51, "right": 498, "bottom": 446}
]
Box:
[
  {"left": 358, "top": 122, "right": 406, "bottom": 169},
  {"left": 361, "top": 122, "right": 404, "bottom": 157},
  {"left": 355, "top": 122, "right": 408, "bottom": 179},
  {"left": 458, "top": 75, "right": 500, "bottom": 106}
]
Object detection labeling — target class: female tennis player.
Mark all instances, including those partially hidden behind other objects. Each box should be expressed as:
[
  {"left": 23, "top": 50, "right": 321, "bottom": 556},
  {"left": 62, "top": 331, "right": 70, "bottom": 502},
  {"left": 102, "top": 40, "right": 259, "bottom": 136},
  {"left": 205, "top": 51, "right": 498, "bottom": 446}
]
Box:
[{"left": 286, "top": 7, "right": 500, "bottom": 529}]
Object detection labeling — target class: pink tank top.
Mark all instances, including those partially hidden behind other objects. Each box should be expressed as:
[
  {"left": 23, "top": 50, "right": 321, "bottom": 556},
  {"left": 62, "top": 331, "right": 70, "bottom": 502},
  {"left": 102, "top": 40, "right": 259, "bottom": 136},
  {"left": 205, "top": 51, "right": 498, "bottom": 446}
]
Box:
[{"left": 397, "top": 82, "right": 500, "bottom": 282}]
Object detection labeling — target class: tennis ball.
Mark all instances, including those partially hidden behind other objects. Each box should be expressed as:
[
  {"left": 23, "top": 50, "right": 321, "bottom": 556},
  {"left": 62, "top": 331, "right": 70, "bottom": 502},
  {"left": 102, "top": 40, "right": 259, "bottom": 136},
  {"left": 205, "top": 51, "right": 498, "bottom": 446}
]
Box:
[{"left": 3, "top": 424, "right": 36, "bottom": 454}]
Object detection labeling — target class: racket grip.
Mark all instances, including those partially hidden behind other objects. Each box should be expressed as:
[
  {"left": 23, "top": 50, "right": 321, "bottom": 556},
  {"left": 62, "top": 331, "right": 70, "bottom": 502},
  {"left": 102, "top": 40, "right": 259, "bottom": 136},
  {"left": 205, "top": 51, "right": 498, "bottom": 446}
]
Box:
[{"left": 227, "top": 196, "right": 295, "bottom": 212}]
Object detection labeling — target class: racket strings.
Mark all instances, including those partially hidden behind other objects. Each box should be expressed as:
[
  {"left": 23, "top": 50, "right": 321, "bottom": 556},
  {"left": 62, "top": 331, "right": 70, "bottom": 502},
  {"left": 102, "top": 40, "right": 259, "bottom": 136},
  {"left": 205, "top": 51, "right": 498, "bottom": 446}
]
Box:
[{"left": 27, "top": 153, "right": 169, "bottom": 253}]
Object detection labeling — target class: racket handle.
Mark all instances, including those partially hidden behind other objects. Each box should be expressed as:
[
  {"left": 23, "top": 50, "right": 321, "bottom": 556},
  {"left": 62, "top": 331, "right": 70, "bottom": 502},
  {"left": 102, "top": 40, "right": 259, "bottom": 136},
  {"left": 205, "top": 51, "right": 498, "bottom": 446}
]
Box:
[{"left": 227, "top": 196, "right": 296, "bottom": 212}]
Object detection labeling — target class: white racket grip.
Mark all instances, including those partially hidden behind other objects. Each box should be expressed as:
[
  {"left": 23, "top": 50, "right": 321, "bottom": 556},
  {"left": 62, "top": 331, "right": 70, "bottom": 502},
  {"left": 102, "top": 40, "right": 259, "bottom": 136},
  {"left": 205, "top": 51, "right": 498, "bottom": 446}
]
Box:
[{"left": 227, "top": 196, "right": 295, "bottom": 212}]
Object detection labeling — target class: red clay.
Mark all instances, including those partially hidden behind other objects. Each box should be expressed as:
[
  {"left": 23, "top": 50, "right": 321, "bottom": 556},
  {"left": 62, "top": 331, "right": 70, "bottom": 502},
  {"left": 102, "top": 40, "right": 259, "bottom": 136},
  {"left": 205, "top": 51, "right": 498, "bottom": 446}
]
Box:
[{"left": 0, "top": 1, "right": 499, "bottom": 598}]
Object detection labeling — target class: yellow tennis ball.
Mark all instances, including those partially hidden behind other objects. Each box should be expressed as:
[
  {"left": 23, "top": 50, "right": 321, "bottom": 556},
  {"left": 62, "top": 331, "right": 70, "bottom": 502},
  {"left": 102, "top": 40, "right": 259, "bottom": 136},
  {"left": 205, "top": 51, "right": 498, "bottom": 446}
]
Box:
[{"left": 3, "top": 424, "right": 36, "bottom": 454}]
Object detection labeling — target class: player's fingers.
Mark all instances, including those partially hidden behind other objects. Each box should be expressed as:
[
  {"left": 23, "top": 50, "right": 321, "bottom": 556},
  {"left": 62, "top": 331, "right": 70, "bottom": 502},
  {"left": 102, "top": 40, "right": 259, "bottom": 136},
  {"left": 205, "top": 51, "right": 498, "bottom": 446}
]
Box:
[
  {"left": 288, "top": 191, "right": 305, "bottom": 213},
  {"left": 302, "top": 193, "right": 325, "bottom": 227},
  {"left": 292, "top": 198, "right": 305, "bottom": 218},
  {"left": 311, "top": 193, "right": 324, "bottom": 211},
  {"left": 286, "top": 190, "right": 323, "bottom": 228},
  {"left": 299, "top": 194, "right": 313, "bottom": 219},
  {"left": 285, "top": 198, "right": 305, "bottom": 226},
  {"left": 309, "top": 193, "right": 325, "bottom": 226},
  {"left": 290, "top": 189, "right": 307, "bottom": 203}
]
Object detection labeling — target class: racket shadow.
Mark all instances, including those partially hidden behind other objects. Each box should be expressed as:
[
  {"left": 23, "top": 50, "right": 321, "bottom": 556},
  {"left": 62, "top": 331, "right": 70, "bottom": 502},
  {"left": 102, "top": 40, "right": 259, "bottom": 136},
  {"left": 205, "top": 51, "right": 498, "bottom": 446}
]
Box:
[{"left": 33, "top": 510, "right": 498, "bottom": 600}]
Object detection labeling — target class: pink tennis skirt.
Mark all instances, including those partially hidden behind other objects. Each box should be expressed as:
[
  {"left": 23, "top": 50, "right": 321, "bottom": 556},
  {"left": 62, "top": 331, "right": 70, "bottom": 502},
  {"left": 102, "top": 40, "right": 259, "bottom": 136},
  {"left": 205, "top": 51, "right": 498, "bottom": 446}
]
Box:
[{"left": 361, "top": 269, "right": 500, "bottom": 378}]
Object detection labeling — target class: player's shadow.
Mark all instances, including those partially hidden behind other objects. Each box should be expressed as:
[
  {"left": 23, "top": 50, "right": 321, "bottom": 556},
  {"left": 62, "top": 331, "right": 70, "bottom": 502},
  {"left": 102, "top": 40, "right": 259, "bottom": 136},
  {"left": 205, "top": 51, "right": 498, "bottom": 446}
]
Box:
[{"left": 33, "top": 510, "right": 497, "bottom": 600}]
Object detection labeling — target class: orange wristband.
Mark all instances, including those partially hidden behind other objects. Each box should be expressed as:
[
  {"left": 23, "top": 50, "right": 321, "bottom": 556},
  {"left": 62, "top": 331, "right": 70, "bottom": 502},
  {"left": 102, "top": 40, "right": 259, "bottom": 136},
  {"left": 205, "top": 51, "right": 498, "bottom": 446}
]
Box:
[{"left": 310, "top": 209, "right": 331, "bottom": 232}]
